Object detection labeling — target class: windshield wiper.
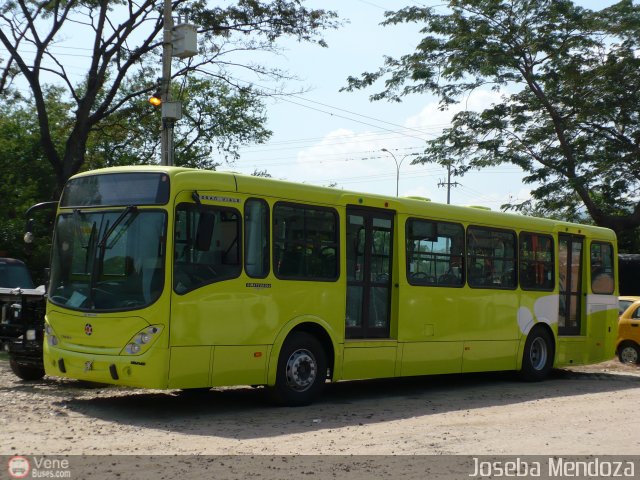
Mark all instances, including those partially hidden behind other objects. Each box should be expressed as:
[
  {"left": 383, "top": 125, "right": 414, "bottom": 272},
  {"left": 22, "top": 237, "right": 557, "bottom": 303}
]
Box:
[
  {"left": 98, "top": 205, "right": 138, "bottom": 249},
  {"left": 86, "top": 206, "right": 138, "bottom": 308},
  {"left": 84, "top": 221, "right": 97, "bottom": 273}
]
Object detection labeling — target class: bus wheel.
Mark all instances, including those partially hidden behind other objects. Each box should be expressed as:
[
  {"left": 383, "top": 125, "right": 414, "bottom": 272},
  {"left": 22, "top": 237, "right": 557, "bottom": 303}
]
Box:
[
  {"left": 618, "top": 342, "right": 640, "bottom": 364},
  {"left": 9, "top": 358, "right": 45, "bottom": 381},
  {"left": 271, "top": 332, "right": 327, "bottom": 406},
  {"left": 520, "top": 327, "right": 554, "bottom": 381}
]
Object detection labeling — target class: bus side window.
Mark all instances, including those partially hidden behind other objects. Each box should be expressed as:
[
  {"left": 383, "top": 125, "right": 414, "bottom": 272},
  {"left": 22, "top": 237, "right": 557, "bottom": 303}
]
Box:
[
  {"left": 590, "top": 242, "right": 614, "bottom": 294},
  {"left": 406, "top": 218, "right": 464, "bottom": 287},
  {"left": 273, "top": 203, "right": 338, "bottom": 281},
  {"left": 519, "top": 232, "right": 554, "bottom": 291},
  {"left": 467, "top": 227, "right": 516, "bottom": 289},
  {"left": 174, "top": 203, "right": 241, "bottom": 294},
  {"left": 244, "top": 198, "right": 270, "bottom": 278}
]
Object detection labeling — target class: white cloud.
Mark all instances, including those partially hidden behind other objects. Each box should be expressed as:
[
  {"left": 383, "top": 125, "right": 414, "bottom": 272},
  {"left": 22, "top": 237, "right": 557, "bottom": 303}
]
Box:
[
  {"left": 404, "top": 89, "right": 504, "bottom": 134},
  {"left": 252, "top": 88, "right": 522, "bottom": 200}
]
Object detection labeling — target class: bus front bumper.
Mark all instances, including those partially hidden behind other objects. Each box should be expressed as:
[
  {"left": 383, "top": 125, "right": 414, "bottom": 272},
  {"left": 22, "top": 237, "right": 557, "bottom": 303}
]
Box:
[{"left": 43, "top": 343, "right": 170, "bottom": 389}]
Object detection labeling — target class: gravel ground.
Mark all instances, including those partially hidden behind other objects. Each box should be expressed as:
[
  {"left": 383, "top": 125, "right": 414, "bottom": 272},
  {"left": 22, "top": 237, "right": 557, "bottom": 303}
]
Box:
[{"left": 1, "top": 357, "right": 639, "bottom": 458}]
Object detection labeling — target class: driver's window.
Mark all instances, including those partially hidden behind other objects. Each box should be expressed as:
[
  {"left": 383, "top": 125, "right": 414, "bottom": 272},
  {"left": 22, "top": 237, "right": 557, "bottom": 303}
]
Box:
[{"left": 174, "top": 203, "right": 241, "bottom": 294}]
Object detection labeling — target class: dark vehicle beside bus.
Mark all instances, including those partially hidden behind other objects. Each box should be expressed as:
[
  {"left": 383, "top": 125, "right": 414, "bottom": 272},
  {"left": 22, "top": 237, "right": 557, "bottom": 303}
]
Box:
[{"left": 0, "top": 258, "right": 46, "bottom": 380}]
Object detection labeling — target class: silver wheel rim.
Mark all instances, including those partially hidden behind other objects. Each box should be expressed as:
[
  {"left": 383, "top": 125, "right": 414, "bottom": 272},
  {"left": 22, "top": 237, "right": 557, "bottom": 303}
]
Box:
[
  {"left": 620, "top": 346, "right": 639, "bottom": 364},
  {"left": 530, "top": 337, "right": 548, "bottom": 371},
  {"left": 285, "top": 348, "right": 317, "bottom": 392}
]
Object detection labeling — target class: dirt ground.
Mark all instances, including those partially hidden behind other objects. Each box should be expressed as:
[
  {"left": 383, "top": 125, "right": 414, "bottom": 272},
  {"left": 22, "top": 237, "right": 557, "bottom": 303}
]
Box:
[{"left": 1, "top": 358, "right": 639, "bottom": 458}]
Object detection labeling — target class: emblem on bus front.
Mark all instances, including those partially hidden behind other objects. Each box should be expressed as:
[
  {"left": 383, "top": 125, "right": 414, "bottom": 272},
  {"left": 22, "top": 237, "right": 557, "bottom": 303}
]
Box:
[
  {"left": 84, "top": 323, "right": 93, "bottom": 336},
  {"left": 84, "top": 361, "right": 93, "bottom": 372}
]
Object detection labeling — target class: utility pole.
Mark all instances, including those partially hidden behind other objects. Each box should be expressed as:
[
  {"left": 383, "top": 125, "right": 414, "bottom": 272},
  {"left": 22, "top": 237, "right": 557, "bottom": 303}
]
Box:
[
  {"left": 155, "top": 2, "right": 196, "bottom": 166},
  {"left": 438, "top": 161, "right": 460, "bottom": 204},
  {"left": 160, "top": 0, "right": 175, "bottom": 166}
]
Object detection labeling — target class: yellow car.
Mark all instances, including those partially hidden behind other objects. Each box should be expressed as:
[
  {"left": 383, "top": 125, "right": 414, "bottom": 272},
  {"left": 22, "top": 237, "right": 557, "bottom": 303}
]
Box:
[{"left": 617, "top": 296, "right": 640, "bottom": 364}]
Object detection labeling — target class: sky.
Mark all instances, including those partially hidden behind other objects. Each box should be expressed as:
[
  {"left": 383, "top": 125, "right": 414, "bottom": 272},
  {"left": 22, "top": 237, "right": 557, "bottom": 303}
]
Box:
[
  {"left": 227, "top": 0, "right": 616, "bottom": 209},
  {"left": 231, "top": 0, "right": 514, "bottom": 207},
  {"left": 0, "top": 0, "right": 616, "bottom": 209}
]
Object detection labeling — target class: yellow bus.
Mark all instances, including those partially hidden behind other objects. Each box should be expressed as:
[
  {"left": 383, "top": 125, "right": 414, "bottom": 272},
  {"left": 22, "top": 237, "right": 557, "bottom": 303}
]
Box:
[{"left": 43, "top": 166, "right": 618, "bottom": 405}]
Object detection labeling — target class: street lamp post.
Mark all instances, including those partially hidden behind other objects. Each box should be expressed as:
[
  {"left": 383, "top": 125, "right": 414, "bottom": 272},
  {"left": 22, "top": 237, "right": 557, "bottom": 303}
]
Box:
[{"left": 381, "top": 148, "right": 417, "bottom": 197}]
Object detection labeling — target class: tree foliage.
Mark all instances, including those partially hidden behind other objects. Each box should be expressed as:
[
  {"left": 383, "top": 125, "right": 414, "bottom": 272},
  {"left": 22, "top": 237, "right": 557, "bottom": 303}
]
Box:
[
  {"left": 0, "top": 0, "right": 339, "bottom": 192},
  {"left": 0, "top": 91, "right": 57, "bottom": 279},
  {"left": 87, "top": 77, "right": 271, "bottom": 170},
  {"left": 344, "top": 0, "right": 640, "bottom": 243}
]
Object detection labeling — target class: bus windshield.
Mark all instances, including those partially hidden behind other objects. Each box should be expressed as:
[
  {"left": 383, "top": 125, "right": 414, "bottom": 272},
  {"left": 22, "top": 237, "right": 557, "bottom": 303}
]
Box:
[{"left": 48, "top": 208, "right": 167, "bottom": 311}]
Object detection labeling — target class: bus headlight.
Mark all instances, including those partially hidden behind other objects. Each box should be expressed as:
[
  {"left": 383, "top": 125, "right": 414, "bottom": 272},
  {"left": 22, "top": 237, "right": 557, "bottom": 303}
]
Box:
[
  {"left": 26, "top": 329, "right": 36, "bottom": 341},
  {"left": 44, "top": 322, "right": 58, "bottom": 346},
  {"left": 136, "top": 332, "right": 152, "bottom": 344},
  {"left": 122, "top": 325, "right": 162, "bottom": 356}
]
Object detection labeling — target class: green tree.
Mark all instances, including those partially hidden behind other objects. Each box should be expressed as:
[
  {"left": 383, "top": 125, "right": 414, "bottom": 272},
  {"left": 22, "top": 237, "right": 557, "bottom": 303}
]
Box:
[
  {"left": 86, "top": 77, "right": 271, "bottom": 170},
  {"left": 344, "top": 0, "right": 640, "bottom": 246},
  {"left": 0, "top": 0, "right": 338, "bottom": 192},
  {"left": 0, "top": 90, "right": 58, "bottom": 279}
]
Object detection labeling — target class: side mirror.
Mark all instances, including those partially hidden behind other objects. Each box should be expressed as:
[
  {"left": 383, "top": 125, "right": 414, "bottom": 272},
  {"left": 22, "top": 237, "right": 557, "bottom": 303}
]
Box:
[
  {"left": 24, "top": 201, "right": 58, "bottom": 244},
  {"left": 24, "top": 218, "right": 35, "bottom": 244}
]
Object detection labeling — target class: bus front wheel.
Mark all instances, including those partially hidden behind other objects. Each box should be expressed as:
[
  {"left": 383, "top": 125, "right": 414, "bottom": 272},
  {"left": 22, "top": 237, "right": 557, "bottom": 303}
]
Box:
[
  {"left": 271, "top": 331, "right": 327, "bottom": 406},
  {"left": 520, "top": 327, "right": 554, "bottom": 381}
]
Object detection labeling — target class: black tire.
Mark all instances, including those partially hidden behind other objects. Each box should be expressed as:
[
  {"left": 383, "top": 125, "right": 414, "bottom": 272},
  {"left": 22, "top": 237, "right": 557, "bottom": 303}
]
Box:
[
  {"left": 270, "top": 331, "right": 327, "bottom": 406},
  {"left": 520, "top": 327, "right": 554, "bottom": 381},
  {"left": 617, "top": 342, "right": 640, "bottom": 364},
  {"left": 9, "top": 358, "right": 45, "bottom": 381}
]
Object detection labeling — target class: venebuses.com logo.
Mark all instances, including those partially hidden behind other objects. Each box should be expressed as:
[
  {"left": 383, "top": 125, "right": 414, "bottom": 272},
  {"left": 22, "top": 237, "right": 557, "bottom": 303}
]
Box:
[
  {"left": 7, "top": 456, "right": 30, "bottom": 479},
  {"left": 7, "top": 456, "right": 71, "bottom": 478}
]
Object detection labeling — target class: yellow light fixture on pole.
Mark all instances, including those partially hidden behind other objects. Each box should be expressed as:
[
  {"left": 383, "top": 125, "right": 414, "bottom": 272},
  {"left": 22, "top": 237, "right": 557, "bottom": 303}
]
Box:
[{"left": 149, "top": 92, "right": 162, "bottom": 106}]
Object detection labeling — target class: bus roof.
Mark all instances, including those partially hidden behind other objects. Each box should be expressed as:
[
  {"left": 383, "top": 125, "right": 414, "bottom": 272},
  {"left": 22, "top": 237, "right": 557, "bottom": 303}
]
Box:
[{"left": 67, "top": 165, "right": 616, "bottom": 241}]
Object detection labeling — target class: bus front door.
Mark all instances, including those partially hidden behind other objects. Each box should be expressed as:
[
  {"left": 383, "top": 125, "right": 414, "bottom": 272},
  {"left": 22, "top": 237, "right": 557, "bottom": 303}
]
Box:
[{"left": 345, "top": 208, "right": 394, "bottom": 339}]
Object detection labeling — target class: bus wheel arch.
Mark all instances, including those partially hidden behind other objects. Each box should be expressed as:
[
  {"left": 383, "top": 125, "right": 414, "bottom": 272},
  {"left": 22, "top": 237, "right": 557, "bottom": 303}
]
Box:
[
  {"left": 520, "top": 323, "right": 555, "bottom": 381},
  {"left": 289, "top": 322, "right": 335, "bottom": 380},
  {"left": 269, "top": 328, "right": 330, "bottom": 406},
  {"left": 268, "top": 320, "right": 336, "bottom": 383}
]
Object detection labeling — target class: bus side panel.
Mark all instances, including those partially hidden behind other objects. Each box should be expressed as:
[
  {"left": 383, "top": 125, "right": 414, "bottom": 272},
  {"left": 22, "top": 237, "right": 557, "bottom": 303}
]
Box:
[
  {"left": 398, "top": 285, "right": 520, "bottom": 375},
  {"left": 556, "top": 338, "right": 589, "bottom": 366},
  {"left": 461, "top": 340, "right": 519, "bottom": 373},
  {"left": 397, "top": 287, "right": 468, "bottom": 343},
  {"left": 341, "top": 344, "right": 396, "bottom": 380},
  {"left": 211, "top": 345, "right": 269, "bottom": 386},
  {"left": 586, "top": 296, "right": 618, "bottom": 363},
  {"left": 168, "top": 345, "right": 212, "bottom": 388},
  {"left": 170, "top": 281, "right": 281, "bottom": 347},
  {"left": 555, "top": 310, "right": 616, "bottom": 367},
  {"left": 400, "top": 341, "right": 462, "bottom": 376}
]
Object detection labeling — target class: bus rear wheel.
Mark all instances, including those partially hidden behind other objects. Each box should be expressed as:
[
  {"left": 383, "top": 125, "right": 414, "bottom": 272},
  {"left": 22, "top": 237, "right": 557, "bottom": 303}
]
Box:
[
  {"left": 271, "top": 331, "right": 327, "bottom": 407},
  {"left": 520, "top": 327, "right": 554, "bottom": 381}
]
